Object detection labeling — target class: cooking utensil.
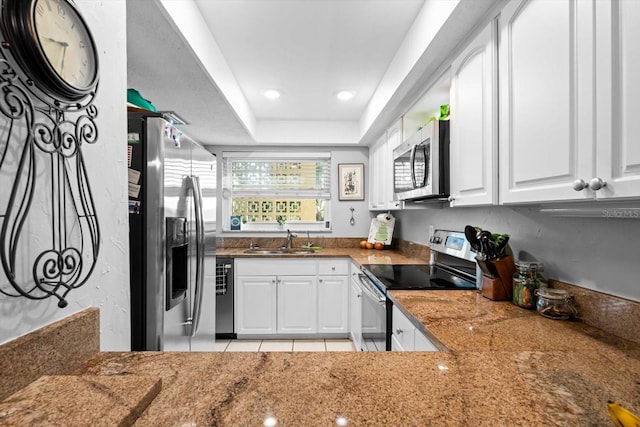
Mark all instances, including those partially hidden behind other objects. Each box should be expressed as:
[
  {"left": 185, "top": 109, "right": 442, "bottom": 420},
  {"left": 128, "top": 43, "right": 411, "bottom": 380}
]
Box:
[
  {"left": 464, "top": 225, "right": 480, "bottom": 252},
  {"left": 479, "top": 231, "right": 497, "bottom": 259},
  {"left": 349, "top": 207, "right": 355, "bottom": 226}
]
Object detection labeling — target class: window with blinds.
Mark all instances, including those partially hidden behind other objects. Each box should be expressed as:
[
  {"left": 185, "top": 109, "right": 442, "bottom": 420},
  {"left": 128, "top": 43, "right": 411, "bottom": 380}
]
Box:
[{"left": 222, "top": 152, "right": 331, "bottom": 231}]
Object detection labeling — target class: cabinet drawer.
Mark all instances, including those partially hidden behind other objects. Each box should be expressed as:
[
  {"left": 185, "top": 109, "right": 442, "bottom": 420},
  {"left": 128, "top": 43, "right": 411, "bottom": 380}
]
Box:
[
  {"left": 236, "top": 258, "right": 317, "bottom": 276},
  {"left": 317, "top": 259, "right": 349, "bottom": 275}
]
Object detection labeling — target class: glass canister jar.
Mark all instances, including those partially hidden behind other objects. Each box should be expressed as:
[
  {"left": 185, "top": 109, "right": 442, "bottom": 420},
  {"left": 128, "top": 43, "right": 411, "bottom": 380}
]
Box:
[
  {"left": 512, "top": 261, "right": 547, "bottom": 309},
  {"left": 536, "top": 288, "right": 577, "bottom": 320}
]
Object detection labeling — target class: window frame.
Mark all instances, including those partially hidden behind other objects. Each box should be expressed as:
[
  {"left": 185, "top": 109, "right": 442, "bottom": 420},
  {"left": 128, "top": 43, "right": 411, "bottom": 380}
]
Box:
[{"left": 221, "top": 151, "right": 332, "bottom": 233}]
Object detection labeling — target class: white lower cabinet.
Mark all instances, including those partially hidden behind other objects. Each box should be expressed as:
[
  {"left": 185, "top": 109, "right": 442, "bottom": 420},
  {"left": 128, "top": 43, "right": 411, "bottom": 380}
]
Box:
[
  {"left": 318, "top": 259, "right": 349, "bottom": 334},
  {"left": 236, "top": 258, "right": 349, "bottom": 338},
  {"left": 236, "top": 275, "right": 278, "bottom": 335},
  {"left": 349, "top": 263, "right": 363, "bottom": 351},
  {"left": 277, "top": 276, "right": 317, "bottom": 334},
  {"left": 318, "top": 275, "right": 349, "bottom": 333},
  {"left": 391, "top": 304, "right": 437, "bottom": 352}
]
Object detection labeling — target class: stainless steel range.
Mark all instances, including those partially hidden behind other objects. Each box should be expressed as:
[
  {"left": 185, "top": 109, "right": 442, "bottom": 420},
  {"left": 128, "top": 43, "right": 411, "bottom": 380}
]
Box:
[{"left": 357, "top": 229, "right": 477, "bottom": 351}]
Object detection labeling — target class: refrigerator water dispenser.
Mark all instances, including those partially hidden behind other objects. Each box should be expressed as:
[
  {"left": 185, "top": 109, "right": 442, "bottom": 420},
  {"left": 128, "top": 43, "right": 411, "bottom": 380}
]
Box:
[{"left": 166, "top": 217, "right": 188, "bottom": 310}]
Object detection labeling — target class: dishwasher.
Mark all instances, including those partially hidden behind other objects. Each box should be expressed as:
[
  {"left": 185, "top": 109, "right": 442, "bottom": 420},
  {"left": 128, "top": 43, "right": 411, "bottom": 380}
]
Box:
[{"left": 215, "top": 258, "right": 235, "bottom": 339}]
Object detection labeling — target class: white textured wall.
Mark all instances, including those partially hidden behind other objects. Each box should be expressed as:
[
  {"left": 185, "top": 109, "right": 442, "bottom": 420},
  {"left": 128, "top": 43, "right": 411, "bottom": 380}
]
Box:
[
  {"left": 392, "top": 206, "right": 640, "bottom": 302},
  {"left": 0, "top": 1, "right": 130, "bottom": 350}
]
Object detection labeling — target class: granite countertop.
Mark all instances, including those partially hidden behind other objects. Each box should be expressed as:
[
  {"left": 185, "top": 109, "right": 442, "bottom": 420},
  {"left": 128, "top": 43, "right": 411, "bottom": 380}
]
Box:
[
  {"left": 218, "top": 247, "right": 427, "bottom": 266},
  {"left": 71, "top": 291, "right": 640, "bottom": 426},
  {"left": 69, "top": 290, "right": 639, "bottom": 426},
  {"left": 2, "top": 252, "right": 639, "bottom": 426}
]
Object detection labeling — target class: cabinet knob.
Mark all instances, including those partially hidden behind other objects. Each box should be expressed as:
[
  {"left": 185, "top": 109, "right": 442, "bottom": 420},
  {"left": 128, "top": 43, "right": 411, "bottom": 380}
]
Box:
[
  {"left": 319, "top": 279, "right": 323, "bottom": 283},
  {"left": 572, "top": 179, "right": 588, "bottom": 191},
  {"left": 357, "top": 294, "right": 361, "bottom": 298},
  {"left": 396, "top": 328, "right": 403, "bottom": 334},
  {"left": 331, "top": 267, "right": 335, "bottom": 271},
  {"left": 588, "top": 177, "right": 607, "bottom": 191},
  {"left": 448, "top": 196, "right": 455, "bottom": 202}
]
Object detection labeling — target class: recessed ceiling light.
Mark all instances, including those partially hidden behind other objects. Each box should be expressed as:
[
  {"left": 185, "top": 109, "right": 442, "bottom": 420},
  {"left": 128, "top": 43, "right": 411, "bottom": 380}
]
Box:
[
  {"left": 263, "top": 89, "right": 281, "bottom": 100},
  {"left": 336, "top": 90, "right": 355, "bottom": 101}
]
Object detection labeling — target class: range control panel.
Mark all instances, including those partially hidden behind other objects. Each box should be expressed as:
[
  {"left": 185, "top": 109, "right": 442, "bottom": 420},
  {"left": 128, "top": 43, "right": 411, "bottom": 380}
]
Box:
[{"left": 429, "top": 229, "right": 475, "bottom": 262}]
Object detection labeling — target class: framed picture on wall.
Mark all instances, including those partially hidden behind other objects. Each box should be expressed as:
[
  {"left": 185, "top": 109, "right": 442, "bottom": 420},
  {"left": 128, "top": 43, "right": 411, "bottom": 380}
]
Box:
[{"left": 338, "top": 163, "right": 364, "bottom": 201}]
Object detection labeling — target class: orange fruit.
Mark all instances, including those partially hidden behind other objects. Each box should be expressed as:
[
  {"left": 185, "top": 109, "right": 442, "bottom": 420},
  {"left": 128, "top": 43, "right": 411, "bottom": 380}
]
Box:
[
  {"left": 359, "top": 240, "right": 367, "bottom": 249},
  {"left": 365, "top": 242, "right": 374, "bottom": 249},
  {"left": 374, "top": 242, "right": 384, "bottom": 250}
]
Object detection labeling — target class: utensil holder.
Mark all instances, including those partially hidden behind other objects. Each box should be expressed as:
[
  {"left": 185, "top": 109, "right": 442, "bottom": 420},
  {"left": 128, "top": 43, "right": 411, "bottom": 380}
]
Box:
[{"left": 481, "top": 255, "right": 516, "bottom": 301}]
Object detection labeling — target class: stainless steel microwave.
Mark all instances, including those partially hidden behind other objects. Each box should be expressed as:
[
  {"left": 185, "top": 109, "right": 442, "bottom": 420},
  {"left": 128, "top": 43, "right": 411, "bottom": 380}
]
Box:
[{"left": 392, "top": 120, "right": 450, "bottom": 201}]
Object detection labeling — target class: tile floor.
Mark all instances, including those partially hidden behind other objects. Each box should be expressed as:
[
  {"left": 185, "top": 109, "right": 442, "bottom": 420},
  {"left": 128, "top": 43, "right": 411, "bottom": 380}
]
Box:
[{"left": 214, "top": 339, "right": 356, "bottom": 352}]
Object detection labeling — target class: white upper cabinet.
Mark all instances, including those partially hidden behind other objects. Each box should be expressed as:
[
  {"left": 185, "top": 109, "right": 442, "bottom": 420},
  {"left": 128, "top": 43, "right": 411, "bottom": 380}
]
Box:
[
  {"left": 594, "top": 0, "right": 640, "bottom": 199},
  {"left": 499, "top": 0, "right": 595, "bottom": 203},
  {"left": 386, "top": 119, "right": 404, "bottom": 210},
  {"left": 449, "top": 20, "right": 498, "bottom": 207},
  {"left": 368, "top": 119, "right": 403, "bottom": 211},
  {"left": 499, "top": 0, "right": 640, "bottom": 203},
  {"left": 368, "top": 133, "right": 387, "bottom": 210}
]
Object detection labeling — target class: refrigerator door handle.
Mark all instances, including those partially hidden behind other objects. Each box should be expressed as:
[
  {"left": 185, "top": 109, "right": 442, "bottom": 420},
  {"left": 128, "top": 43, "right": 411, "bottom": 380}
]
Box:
[{"left": 185, "top": 175, "right": 205, "bottom": 337}]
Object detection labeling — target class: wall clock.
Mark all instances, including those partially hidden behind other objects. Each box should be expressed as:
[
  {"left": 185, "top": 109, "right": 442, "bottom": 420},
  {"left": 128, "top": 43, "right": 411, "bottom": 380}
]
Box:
[
  {"left": 1, "top": 0, "right": 99, "bottom": 101},
  {"left": 0, "top": 0, "right": 101, "bottom": 308}
]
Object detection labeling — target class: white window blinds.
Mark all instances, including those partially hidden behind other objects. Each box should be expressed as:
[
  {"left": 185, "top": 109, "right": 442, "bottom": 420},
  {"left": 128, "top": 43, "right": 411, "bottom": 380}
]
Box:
[{"left": 222, "top": 152, "right": 331, "bottom": 199}]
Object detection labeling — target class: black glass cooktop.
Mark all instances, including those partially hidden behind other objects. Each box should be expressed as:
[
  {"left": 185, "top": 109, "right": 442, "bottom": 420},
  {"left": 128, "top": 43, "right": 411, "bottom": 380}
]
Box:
[{"left": 362, "top": 264, "right": 476, "bottom": 291}]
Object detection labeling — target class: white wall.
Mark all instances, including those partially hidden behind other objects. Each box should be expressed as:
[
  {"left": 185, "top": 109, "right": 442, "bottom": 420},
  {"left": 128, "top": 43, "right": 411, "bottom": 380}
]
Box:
[
  {"left": 393, "top": 206, "right": 640, "bottom": 302},
  {"left": 0, "top": 1, "right": 130, "bottom": 350},
  {"left": 207, "top": 146, "right": 371, "bottom": 239}
]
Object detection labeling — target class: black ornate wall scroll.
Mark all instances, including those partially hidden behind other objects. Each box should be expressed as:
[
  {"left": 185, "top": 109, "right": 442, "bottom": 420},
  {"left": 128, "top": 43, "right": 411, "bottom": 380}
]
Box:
[{"left": 0, "top": 19, "right": 101, "bottom": 308}]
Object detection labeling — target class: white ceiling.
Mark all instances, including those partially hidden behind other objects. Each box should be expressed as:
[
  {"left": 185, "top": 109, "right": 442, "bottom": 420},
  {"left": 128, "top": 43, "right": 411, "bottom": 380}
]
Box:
[
  {"left": 195, "top": 0, "right": 423, "bottom": 122},
  {"left": 127, "top": 0, "right": 502, "bottom": 146}
]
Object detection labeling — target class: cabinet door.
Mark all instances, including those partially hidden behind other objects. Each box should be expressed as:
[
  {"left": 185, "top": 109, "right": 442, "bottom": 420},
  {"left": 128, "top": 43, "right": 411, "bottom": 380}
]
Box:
[
  {"left": 349, "top": 272, "right": 362, "bottom": 351},
  {"left": 368, "top": 134, "right": 387, "bottom": 210},
  {"left": 318, "top": 276, "right": 349, "bottom": 334},
  {"left": 449, "top": 20, "right": 498, "bottom": 207},
  {"left": 499, "top": 0, "right": 595, "bottom": 203},
  {"left": 391, "top": 305, "right": 415, "bottom": 351},
  {"left": 236, "top": 276, "right": 277, "bottom": 334},
  {"left": 386, "top": 120, "right": 404, "bottom": 209},
  {"left": 277, "top": 276, "right": 317, "bottom": 334},
  {"left": 595, "top": 0, "right": 640, "bottom": 199}
]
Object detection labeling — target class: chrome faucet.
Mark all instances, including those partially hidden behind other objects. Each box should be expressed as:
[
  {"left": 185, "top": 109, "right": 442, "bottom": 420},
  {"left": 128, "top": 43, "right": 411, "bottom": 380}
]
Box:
[{"left": 285, "top": 229, "right": 297, "bottom": 249}]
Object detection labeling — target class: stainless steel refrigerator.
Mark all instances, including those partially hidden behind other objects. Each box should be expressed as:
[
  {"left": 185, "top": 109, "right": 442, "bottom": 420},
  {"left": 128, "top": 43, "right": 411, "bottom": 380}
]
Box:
[{"left": 128, "top": 113, "right": 217, "bottom": 351}]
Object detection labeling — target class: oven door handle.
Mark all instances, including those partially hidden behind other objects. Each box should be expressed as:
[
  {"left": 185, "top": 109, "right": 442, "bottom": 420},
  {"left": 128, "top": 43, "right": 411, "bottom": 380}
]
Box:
[{"left": 357, "top": 274, "right": 386, "bottom": 304}]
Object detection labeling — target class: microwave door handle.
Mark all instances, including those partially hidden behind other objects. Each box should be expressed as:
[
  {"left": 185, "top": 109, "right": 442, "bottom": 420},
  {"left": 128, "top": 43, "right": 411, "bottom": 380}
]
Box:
[
  {"left": 185, "top": 175, "right": 205, "bottom": 337},
  {"left": 409, "top": 144, "right": 418, "bottom": 188},
  {"left": 419, "top": 143, "right": 428, "bottom": 187}
]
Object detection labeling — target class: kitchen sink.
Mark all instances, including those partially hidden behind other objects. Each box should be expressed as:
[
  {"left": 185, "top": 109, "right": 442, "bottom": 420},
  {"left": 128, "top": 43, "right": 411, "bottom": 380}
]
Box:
[{"left": 244, "top": 248, "right": 316, "bottom": 255}]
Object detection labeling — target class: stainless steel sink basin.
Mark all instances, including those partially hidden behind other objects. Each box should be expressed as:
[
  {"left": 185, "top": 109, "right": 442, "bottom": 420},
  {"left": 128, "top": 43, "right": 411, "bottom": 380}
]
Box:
[{"left": 244, "top": 248, "right": 316, "bottom": 255}]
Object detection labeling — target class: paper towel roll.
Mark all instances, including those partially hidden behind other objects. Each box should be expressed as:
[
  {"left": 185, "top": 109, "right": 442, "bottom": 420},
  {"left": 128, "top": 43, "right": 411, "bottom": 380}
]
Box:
[{"left": 376, "top": 213, "right": 394, "bottom": 222}]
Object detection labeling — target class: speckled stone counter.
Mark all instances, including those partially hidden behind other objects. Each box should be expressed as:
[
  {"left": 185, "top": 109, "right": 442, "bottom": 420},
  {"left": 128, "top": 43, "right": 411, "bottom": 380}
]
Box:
[
  {"left": 217, "top": 246, "right": 428, "bottom": 266},
  {"left": 76, "top": 345, "right": 640, "bottom": 426},
  {"left": 70, "top": 292, "right": 638, "bottom": 426},
  {"left": 3, "top": 255, "right": 640, "bottom": 425}
]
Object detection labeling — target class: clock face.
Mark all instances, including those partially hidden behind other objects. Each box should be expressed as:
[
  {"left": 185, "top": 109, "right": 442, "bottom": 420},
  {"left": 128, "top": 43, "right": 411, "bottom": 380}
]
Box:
[{"left": 33, "top": 0, "right": 98, "bottom": 92}]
